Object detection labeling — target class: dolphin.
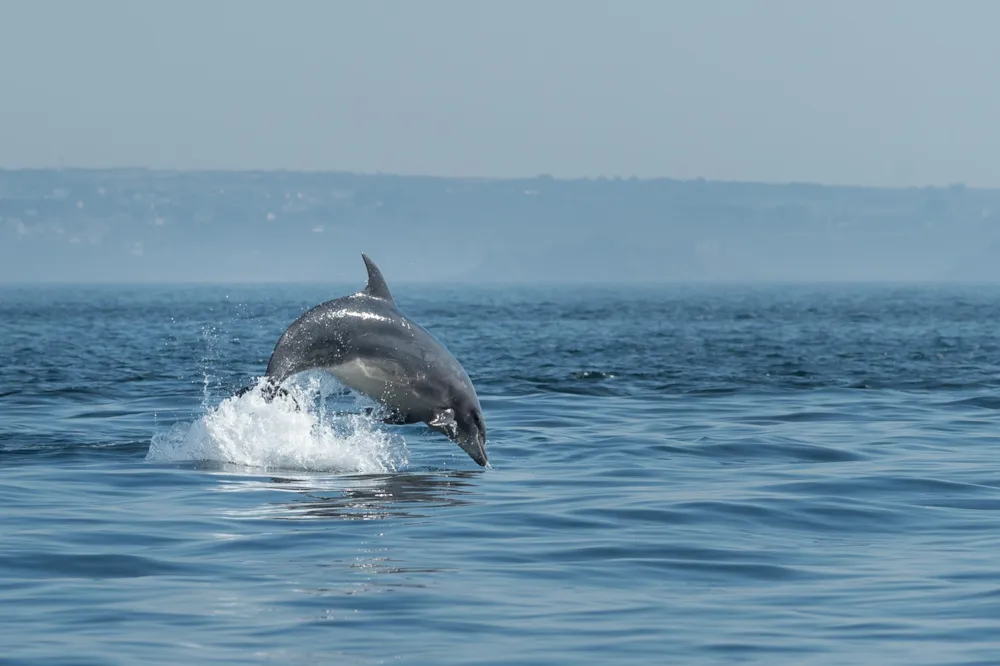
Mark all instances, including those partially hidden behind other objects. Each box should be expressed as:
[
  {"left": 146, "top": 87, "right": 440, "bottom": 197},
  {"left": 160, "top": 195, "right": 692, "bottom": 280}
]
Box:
[{"left": 247, "top": 253, "right": 488, "bottom": 467}]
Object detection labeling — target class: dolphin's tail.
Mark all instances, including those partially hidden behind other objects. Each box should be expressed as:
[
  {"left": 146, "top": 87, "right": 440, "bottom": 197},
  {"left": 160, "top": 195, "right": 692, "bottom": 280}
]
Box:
[{"left": 233, "top": 378, "right": 301, "bottom": 410}]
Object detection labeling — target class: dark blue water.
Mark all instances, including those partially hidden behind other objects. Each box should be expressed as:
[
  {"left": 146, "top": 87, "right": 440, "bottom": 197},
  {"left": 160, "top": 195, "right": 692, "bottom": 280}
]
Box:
[{"left": 3, "top": 283, "right": 1000, "bottom": 665}]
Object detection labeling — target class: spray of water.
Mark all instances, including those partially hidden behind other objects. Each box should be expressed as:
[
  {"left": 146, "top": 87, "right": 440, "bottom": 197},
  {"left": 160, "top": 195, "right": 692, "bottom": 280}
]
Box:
[{"left": 146, "top": 376, "right": 409, "bottom": 474}]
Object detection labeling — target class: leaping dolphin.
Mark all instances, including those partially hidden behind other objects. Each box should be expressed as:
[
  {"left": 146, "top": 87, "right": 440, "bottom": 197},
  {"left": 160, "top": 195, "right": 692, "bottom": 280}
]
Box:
[{"left": 246, "top": 253, "right": 488, "bottom": 467}]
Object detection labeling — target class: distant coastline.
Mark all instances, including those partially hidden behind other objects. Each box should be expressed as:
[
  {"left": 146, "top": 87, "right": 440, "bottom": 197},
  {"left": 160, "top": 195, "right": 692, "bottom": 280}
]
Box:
[{"left": 2, "top": 169, "right": 998, "bottom": 284}]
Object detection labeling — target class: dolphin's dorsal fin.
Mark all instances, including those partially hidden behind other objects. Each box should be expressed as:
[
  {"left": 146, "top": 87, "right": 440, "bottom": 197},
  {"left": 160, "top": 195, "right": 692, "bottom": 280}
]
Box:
[{"left": 361, "top": 253, "right": 394, "bottom": 303}]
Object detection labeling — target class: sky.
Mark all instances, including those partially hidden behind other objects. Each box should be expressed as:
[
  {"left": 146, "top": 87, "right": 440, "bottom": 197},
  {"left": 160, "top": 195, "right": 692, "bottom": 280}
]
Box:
[{"left": 2, "top": 0, "right": 1000, "bottom": 187}]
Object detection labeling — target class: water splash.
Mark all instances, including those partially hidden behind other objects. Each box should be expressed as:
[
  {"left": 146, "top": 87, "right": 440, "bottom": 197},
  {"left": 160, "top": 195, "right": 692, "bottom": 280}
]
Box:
[
  {"left": 198, "top": 322, "right": 224, "bottom": 411},
  {"left": 146, "top": 377, "right": 408, "bottom": 474}
]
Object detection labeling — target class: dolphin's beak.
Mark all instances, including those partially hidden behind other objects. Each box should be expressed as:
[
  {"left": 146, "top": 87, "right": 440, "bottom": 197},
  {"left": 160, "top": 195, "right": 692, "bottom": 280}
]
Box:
[{"left": 458, "top": 429, "right": 488, "bottom": 467}]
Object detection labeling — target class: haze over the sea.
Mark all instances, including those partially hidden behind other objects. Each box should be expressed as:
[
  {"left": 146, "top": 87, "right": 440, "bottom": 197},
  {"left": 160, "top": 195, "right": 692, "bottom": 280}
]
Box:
[{"left": 3, "top": 2, "right": 999, "bottom": 283}]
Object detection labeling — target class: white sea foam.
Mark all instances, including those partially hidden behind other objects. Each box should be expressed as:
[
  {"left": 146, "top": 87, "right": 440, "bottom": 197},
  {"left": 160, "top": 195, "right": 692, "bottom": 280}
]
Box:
[{"left": 146, "top": 378, "right": 408, "bottom": 474}]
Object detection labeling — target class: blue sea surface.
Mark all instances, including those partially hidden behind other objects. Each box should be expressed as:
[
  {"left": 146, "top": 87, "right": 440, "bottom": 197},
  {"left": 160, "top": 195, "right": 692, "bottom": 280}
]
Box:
[{"left": 2, "top": 283, "right": 1000, "bottom": 665}]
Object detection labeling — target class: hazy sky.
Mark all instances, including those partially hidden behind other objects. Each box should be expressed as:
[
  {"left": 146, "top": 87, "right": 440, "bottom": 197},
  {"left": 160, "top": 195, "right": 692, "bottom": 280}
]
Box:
[{"left": 2, "top": 0, "right": 999, "bottom": 187}]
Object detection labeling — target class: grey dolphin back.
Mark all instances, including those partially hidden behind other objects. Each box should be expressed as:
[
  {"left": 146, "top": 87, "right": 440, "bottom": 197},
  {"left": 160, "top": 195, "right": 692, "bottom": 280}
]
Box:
[{"left": 261, "top": 253, "right": 399, "bottom": 389}]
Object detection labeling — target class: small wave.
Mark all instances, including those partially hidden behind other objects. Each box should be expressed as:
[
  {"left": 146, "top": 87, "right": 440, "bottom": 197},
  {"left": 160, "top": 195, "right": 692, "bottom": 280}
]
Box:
[
  {"left": 942, "top": 395, "right": 1000, "bottom": 411},
  {"left": 571, "top": 370, "right": 616, "bottom": 381},
  {"left": 145, "top": 378, "right": 408, "bottom": 474}
]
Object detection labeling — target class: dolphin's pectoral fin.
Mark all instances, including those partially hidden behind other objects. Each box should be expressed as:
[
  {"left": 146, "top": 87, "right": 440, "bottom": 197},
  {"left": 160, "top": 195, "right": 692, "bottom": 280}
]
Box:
[
  {"left": 363, "top": 406, "right": 422, "bottom": 425},
  {"left": 386, "top": 412, "right": 424, "bottom": 425},
  {"left": 428, "top": 409, "right": 455, "bottom": 427},
  {"left": 429, "top": 408, "right": 458, "bottom": 438}
]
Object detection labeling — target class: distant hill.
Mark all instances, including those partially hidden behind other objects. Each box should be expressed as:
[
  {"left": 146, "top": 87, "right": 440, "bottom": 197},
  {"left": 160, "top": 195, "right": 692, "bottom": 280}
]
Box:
[{"left": 1, "top": 169, "right": 999, "bottom": 283}]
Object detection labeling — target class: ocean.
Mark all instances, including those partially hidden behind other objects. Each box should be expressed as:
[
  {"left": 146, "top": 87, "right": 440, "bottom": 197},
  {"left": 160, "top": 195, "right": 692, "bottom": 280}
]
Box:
[{"left": 2, "top": 282, "right": 999, "bottom": 665}]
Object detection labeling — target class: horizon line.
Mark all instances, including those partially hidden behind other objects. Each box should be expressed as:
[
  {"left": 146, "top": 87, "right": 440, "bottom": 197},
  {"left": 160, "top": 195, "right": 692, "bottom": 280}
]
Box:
[
  {"left": 3, "top": 278, "right": 1000, "bottom": 289},
  {"left": 0, "top": 166, "right": 983, "bottom": 193}
]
